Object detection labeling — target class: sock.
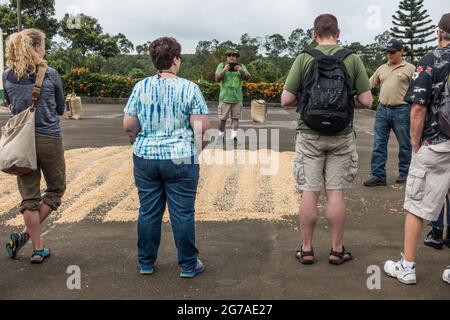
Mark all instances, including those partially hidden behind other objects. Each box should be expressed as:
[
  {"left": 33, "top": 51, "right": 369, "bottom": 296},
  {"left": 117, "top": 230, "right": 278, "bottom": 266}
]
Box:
[
  {"left": 218, "top": 131, "right": 224, "bottom": 137},
  {"left": 401, "top": 259, "right": 415, "bottom": 268},
  {"left": 231, "top": 130, "right": 237, "bottom": 139}
]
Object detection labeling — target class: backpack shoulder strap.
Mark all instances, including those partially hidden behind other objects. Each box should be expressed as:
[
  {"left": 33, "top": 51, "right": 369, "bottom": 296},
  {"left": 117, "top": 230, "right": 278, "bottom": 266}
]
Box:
[
  {"left": 332, "top": 49, "right": 355, "bottom": 61},
  {"left": 31, "top": 65, "right": 48, "bottom": 107},
  {"left": 302, "top": 48, "right": 326, "bottom": 60}
]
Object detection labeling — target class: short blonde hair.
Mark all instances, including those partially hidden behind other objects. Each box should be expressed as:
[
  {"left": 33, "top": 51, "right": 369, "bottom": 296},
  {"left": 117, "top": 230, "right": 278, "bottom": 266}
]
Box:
[{"left": 6, "top": 28, "right": 47, "bottom": 79}]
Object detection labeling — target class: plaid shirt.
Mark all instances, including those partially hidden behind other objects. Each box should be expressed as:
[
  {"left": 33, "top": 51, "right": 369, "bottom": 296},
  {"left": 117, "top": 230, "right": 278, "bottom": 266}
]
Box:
[{"left": 124, "top": 76, "right": 208, "bottom": 160}]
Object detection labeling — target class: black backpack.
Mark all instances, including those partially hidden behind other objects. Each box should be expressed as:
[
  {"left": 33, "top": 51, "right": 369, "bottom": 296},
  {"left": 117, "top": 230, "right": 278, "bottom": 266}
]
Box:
[
  {"left": 438, "top": 74, "right": 450, "bottom": 138},
  {"left": 298, "top": 48, "right": 356, "bottom": 135}
]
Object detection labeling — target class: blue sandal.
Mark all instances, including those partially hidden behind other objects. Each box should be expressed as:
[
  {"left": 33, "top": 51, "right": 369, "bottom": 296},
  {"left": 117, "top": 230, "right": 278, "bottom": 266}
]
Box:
[
  {"left": 5, "top": 232, "right": 29, "bottom": 259},
  {"left": 30, "top": 247, "right": 51, "bottom": 264}
]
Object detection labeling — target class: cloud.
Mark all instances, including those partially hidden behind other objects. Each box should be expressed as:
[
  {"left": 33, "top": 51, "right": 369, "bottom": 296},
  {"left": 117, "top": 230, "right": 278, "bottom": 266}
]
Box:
[{"left": 54, "top": 0, "right": 445, "bottom": 53}]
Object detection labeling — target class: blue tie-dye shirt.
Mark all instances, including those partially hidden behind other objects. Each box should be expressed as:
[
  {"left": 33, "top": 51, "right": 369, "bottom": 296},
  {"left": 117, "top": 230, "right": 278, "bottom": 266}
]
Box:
[{"left": 124, "top": 76, "right": 209, "bottom": 160}]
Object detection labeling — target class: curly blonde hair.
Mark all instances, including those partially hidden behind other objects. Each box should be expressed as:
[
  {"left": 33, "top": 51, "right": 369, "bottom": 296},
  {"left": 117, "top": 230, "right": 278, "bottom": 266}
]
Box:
[{"left": 6, "top": 28, "right": 48, "bottom": 79}]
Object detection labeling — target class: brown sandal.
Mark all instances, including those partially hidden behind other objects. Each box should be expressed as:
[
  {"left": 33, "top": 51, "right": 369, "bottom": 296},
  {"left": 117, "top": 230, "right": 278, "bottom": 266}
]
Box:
[
  {"left": 296, "top": 246, "right": 315, "bottom": 265},
  {"left": 329, "top": 247, "right": 352, "bottom": 265}
]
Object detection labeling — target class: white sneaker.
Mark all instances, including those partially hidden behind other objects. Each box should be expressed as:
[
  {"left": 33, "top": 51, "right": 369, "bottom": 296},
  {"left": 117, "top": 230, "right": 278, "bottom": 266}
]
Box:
[
  {"left": 443, "top": 267, "right": 450, "bottom": 285},
  {"left": 384, "top": 254, "right": 417, "bottom": 285}
]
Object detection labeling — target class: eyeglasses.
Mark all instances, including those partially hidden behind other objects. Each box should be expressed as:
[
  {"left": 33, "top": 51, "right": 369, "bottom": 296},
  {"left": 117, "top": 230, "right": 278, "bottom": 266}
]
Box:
[{"left": 227, "top": 54, "right": 238, "bottom": 58}]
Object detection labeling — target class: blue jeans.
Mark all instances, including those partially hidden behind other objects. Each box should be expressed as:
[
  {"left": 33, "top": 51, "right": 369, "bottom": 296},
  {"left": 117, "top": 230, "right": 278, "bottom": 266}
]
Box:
[
  {"left": 133, "top": 154, "right": 200, "bottom": 271},
  {"left": 433, "top": 196, "right": 450, "bottom": 230},
  {"left": 371, "top": 104, "right": 412, "bottom": 180}
]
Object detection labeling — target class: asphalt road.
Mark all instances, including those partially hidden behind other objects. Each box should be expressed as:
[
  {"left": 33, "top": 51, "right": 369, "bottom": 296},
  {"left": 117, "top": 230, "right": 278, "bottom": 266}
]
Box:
[{"left": 0, "top": 104, "right": 449, "bottom": 299}]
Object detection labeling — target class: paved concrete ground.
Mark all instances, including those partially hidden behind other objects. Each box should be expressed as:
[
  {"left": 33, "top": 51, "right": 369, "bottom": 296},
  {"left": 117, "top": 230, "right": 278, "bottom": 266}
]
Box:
[{"left": 0, "top": 104, "right": 449, "bottom": 300}]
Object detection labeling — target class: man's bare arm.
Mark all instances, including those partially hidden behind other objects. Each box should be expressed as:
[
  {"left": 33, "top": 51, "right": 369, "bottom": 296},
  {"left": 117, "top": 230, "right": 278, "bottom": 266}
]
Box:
[
  {"left": 410, "top": 103, "right": 427, "bottom": 153},
  {"left": 355, "top": 91, "right": 373, "bottom": 109},
  {"left": 215, "top": 64, "right": 230, "bottom": 82},
  {"left": 281, "top": 90, "right": 298, "bottom": 107}
]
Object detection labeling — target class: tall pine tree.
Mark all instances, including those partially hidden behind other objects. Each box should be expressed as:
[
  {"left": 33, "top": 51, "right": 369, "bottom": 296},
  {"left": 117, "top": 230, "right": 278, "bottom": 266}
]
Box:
[{"left": 391, "top": 0, "right": 435, "bottom": 63}]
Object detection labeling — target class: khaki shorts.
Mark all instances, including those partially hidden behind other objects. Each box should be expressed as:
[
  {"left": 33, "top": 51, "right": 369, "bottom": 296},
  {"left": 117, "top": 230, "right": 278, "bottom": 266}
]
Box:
[
  {"left": 218, "top": 102, "right": 242, "bottom": 121},
  {"left": 17, "top": 136, "right": 66, "bottom": 213},
  {"left": 404, "top": 140, "right": 450, "bottom": 221},
  {"left": 293, "top": 132, "right": 358, "bottom": 192}
]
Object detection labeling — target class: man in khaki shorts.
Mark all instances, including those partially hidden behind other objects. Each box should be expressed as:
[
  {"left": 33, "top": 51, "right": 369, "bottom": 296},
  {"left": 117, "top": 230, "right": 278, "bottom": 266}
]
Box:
[
  {"left": 384, "top": 13, "right": 450, "bottom": 285},
  {"left": 281, "top": 14, "right": 373, "bottom": 265},
  {"left": 215, "top": 50, "right": 250, "bottom": 142}
]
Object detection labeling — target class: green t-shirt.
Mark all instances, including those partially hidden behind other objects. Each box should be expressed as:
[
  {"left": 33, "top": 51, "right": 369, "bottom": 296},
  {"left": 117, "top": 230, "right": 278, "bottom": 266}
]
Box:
[
  {"left": 284, "top": 44, "right": 371, "bottom": 135},
  {"left": 215, "top": 63, "right": 249, "bottom": 103}
]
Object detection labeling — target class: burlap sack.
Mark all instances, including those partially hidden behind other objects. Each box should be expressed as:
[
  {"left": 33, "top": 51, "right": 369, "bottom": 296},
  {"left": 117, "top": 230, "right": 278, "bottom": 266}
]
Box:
[
  {"left": 66, "top": 93, "right": 82, "bottom": 120},
  {"left": 251, "top": 99, "right": 267, "bottom": 123}
]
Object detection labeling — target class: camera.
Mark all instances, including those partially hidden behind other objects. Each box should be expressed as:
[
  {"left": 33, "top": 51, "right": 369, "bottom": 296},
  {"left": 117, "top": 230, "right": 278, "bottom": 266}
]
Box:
[{"left": 227, "top": 62, "right": 241, "bottom": 72}]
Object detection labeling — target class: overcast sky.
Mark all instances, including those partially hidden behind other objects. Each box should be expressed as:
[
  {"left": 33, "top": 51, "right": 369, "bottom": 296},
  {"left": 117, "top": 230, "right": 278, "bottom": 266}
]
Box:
[{"left": 19, "top": 0, "right": 450, "bottom": 53}]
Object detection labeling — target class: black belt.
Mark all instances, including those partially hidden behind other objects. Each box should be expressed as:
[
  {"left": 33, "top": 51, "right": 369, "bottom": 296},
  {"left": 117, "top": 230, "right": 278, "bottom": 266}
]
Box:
[{"left": 381, "top": 104, "right": 409, "bottom": 109}]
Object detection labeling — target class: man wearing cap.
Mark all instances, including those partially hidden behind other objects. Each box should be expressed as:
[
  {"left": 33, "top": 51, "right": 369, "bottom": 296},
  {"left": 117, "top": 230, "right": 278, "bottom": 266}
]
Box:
[
  {"left": 215, "top": 50, "right": 250, "bottom": 141},
  {"left": 364, "top": 40, "right": 415, "bottom": 187},
  {"left": 384, "top": 13, "right": 450, "bottom": 286}
]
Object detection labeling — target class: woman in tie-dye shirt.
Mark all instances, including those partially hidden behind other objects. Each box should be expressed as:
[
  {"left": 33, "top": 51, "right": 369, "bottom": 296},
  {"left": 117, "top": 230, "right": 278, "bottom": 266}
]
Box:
[{"left": 123, "top": 37, "right": 209, "bottom": 278}]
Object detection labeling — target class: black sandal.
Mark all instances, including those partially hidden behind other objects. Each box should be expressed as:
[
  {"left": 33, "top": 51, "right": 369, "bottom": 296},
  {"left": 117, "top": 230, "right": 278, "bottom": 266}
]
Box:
[
  {"left": 329, "top": 247, "right": 352, "bottom": 265},
  {"left": 296, "top": 246, "right": 315, "bottom": 265}
]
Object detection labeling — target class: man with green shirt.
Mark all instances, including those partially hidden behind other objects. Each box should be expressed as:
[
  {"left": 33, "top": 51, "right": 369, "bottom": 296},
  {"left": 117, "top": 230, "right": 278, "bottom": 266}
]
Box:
[
  {"left": 281, "top": 14, "right": 373, "bottom": 265},
  {"left": 215, "top": 50, "right": 250, "bottom": 141}
]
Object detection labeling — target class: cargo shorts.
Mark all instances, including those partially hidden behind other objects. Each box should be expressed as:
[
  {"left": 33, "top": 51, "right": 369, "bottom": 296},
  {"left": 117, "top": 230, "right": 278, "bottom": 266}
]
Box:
[
  {"left": 218, "top": 102, "right": 242, "bottom": 121},
  {"left": 293, "top": 132, "right": 359, "bottom": 192},
  {"left": 17, "top": 136, "right": 66, "bottom": 213},
  {"left": 404, "top": 140, "right": 450, "bottom": 222}
]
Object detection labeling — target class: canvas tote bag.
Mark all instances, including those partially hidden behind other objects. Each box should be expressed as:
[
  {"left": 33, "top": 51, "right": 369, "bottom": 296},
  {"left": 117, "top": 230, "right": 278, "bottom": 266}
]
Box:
[
  {"left": 0, "top": 66, "right": 48, "bottom": 175},
  {"left": 251, "top": 99, "right": 267, "bottom": 123}
]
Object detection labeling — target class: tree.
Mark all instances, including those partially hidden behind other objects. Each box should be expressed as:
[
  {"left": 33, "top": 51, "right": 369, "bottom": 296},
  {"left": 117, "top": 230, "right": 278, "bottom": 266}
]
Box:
[
  {"left": 116, "top": 33, "right": 134, "bottom": 54},
  {"left": 59, "top": 13, "right": 121, "bottom": 68},
  {"left": 287, "top": 28, "right": 315, "bottom": 57},
  {"left": 0, "top": 0, "right": 58, "bottom": 44},
  {"left": 390, "top": 0, "right": 435, "bottom": 63},
  {"left": 136, "top": 41, "right": 152, "bottom": 55},
  {"left": 237, "top": 33, "right": 261, "bottom": 64},
  {"left": 264, "top": 34, "right": 287, "bottom": 59},
  {"left": 248, "top": 59, "right": 281, "bottom": 83},
  {"left": 0, "top": 4, "right": 21, "bottom": 36}
]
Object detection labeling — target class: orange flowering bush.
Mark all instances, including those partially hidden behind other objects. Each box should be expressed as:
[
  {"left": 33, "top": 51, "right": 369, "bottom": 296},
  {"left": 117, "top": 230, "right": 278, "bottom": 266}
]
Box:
[
  {"left": 243, "top": 82, "right": 284, "bottom": 102},
  {"left": 63, "top": 69, "right": 284, "bottom": 103},
  {"left": 63, "top": 68, "right": 142, "bottom": 98}
]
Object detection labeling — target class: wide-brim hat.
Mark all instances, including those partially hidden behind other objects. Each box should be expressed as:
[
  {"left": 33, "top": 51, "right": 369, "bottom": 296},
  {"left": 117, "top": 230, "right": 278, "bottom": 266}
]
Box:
[{"left": 224, "top": 50, "right": 240, "bottom": 57}]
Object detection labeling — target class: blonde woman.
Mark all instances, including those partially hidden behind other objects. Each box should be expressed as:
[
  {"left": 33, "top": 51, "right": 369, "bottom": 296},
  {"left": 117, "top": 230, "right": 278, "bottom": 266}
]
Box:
[{"left": 3, "top": 29, "right": 66, "bottom": 264}]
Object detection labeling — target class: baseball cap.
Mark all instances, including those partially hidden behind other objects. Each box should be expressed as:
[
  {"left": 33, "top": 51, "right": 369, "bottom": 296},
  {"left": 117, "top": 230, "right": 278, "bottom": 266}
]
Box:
[
  {"left": 437, "top": 13, "right": 450, "bottom": 33},
  {"left": 386, "top": 39, "right": 404, "bottom": 53}
]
